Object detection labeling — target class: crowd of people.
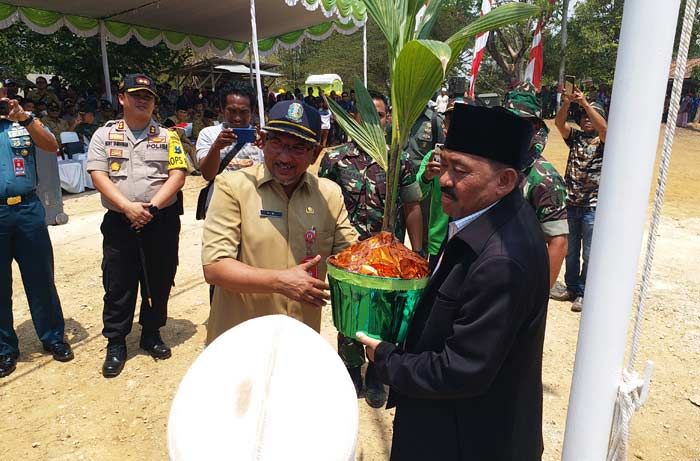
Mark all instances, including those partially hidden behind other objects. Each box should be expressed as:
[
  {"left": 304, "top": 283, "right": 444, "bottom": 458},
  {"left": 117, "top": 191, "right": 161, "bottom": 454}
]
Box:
[{"left": 1, "top": 70, "right": 609, "bottom": 460}]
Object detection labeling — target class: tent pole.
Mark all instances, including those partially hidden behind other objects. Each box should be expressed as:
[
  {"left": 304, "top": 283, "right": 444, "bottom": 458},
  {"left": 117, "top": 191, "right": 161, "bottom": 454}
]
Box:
[
  {"left": 249, "top": 0, "right": 266, "bottom": 127},
  {"left": 99, "top": 21, "right": 112, "bottom": 104},
  {"left": 561, "top": 1, "right": 681, "bottom": 459},
  {"left": 363, "top": 24, "right": 368, "bottom": 87},
  {"left": 248, "top": 43, "right": 255, "bottom": 88}
]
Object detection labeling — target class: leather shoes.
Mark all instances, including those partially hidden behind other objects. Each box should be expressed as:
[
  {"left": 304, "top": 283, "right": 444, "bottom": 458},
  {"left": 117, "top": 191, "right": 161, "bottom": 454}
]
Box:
[
  {"left": 140, "top": 330, "right": 171, "bottom": 360},
  {"left": 102, "top": 343, "right": 127, "bottom": 378},
  {"left": 43, "top": 342, "right": 74, "bottom": 362},
  {"left": 0, "top": 353, "right": 18, "bottom": 378}
]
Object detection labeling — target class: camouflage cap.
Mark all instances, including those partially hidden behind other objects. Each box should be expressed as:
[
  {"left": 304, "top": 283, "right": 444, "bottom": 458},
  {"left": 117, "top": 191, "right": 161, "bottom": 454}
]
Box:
[
  {"left": 588, "top": 101, "right": 607, "bottom": 120},
  {"left": 504, "top": 81, "right": 542, "bottom": 120}
]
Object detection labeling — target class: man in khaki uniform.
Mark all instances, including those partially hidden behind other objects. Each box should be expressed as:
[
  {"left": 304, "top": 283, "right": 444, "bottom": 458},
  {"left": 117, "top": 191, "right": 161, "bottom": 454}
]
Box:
[
  {"left": 202, "top": 100, "right": 357, "bottom": 344},
  {"left": 42, "top": 102, "right": 69, "bottom": 146},
  {"left": 87, "top": 74, "right": 187, "bottom": 378},
  {"left": 26, "top": 76, "right": 60, "bottom": 108}
]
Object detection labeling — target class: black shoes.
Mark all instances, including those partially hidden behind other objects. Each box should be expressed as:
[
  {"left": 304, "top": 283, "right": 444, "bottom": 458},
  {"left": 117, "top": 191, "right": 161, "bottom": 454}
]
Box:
[
  {"left": 102, "top": 330, "right": 171, "bottom": 378},
  {"left": 102, "top": 343, "right": 127, "bottom": 378},
  {"left": 140, "top": 330, "right": 171, "bottom": 360},
  {"left": 364, "top": 363, "right": 387, "bottom": 409},
  {"left": 42, "top": 342, "right": 74, "bottom": 362},
  {"left": 1, "top": 343, "right": 73, "bottom": 378},
  {"left": 0, "top": 353, "right": 18, "bottom": 378}
]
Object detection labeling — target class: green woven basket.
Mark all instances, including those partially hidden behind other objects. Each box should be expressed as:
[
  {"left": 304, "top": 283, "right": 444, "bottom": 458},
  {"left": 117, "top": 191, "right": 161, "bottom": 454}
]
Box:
[{"left": 327, "top": 261, "right": 429, "bottom": 343}]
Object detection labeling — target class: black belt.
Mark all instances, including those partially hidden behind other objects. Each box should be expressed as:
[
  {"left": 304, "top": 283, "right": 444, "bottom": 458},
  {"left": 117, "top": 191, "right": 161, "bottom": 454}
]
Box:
[{"left": 0, "top": 191, "right": 36, "bottom": 206}]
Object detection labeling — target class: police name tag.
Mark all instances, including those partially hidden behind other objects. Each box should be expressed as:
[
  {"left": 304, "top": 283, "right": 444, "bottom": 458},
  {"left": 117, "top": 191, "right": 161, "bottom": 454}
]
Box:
[{"left": 260, "top": 209, "right": 283, "bottom": 218}]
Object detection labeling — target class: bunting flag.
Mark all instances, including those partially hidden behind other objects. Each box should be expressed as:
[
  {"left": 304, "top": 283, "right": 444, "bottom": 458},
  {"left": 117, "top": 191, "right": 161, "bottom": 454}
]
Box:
[
  {"left": 524, "top": 0, "right": 556, "bottom": 90},
  {"left": 468, "top": 0, "right": 492, "bottom": 99}
]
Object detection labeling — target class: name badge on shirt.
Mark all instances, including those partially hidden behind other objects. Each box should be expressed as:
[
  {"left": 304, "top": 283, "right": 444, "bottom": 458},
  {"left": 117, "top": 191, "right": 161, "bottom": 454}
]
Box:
[
  {"left": 13, "top": 158, "right": 26, "bottom": 176},
  {"left": 260, "top": 209, "right": 283, "bottom": 218}
]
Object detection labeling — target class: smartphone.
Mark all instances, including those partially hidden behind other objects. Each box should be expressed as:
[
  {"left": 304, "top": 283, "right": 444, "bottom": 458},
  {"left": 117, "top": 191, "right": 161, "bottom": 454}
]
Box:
[
  {"left": 565, "top": 75, "right": 576, "bottom": 96},
  {"left": 233, "top": 127, "right": 256, "bottom": 145},
  {"left": 432, "top": 145, "right": 442, "bottom": 164}
]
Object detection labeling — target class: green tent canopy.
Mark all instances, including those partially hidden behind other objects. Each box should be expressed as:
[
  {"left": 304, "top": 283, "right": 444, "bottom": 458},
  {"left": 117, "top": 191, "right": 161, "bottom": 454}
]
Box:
[{"left": 0, "top": 1, "right": 365, "bottom": 58}]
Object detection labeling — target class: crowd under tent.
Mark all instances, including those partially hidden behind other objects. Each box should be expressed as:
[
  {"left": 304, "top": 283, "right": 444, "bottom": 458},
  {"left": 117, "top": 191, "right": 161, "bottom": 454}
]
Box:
[{"left": 0, "top": 0, "right": 368, "bottom": 125}]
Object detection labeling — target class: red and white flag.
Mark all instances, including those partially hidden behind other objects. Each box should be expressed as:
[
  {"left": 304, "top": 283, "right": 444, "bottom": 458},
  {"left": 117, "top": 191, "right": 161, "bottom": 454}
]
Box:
[
  {"left": 468, "top": 0, "right": 492, "bottom": 99},
  {"left": 524, "top": 0, "right": 556, "bottom": 90}
]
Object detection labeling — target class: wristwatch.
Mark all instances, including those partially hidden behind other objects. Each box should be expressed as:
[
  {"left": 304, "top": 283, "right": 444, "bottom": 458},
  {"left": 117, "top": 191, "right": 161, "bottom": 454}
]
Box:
[
  {"left": 148, "top": 204, "right": 160, "bottom": 217},
  {"left": 18, "top": 115, "right": 34, "bottom": 127}
]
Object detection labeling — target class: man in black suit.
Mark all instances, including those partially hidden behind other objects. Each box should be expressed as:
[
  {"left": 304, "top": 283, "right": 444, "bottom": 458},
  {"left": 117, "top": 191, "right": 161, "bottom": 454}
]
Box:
[{"left": 357, "top": 104, "right": 549, "bottom": 461}]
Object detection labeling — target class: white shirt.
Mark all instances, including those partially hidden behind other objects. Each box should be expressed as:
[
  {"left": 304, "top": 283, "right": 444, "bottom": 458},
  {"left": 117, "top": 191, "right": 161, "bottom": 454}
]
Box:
[
  {"left": 195, "top": 124, "right": 264, "bottom": 169},
  {"left": 433, "top": 200, "right": 500, "bottom": 274},
  {"left": 436, "top": 94, "right": 450, "bottom": 113}
]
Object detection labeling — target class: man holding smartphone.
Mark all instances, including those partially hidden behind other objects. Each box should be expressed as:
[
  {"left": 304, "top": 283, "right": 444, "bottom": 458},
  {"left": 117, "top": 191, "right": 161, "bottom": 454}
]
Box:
[
  {"left": 196, "top": 81, "right": 263, "bottom": 182},
  {"left": 550, "top": 85, "right": 608, "bottom": 312}
]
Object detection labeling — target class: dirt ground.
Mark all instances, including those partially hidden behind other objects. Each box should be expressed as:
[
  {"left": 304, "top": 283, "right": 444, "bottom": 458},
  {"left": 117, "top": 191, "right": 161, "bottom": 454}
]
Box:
[{"left": 1, "top": 121, "right": 698, "bottom": 460}]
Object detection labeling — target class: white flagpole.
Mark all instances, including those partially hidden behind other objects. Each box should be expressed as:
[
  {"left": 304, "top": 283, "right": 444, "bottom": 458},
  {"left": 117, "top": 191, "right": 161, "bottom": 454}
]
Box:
[
  {"left": 561, "top": 1, "right": 681, "bottom": 459},
  {"left": 249, "top": 0, "right": 266, "bottom": 128}
]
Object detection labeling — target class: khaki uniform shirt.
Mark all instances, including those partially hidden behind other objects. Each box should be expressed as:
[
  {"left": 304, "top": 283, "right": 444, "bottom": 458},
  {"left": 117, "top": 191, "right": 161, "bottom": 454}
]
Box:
[
  {"left": 42, "top": 116, "right": 69, "bottom": 143},
  {"left": 86, "top": 119, "right": 188, "bottom": 211},
  {"left": 202, "top": 163, "right": 357, "bottom": 344}
]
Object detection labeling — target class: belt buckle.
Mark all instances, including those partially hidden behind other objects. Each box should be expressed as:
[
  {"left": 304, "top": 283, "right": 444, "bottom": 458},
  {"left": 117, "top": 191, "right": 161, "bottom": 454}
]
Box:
[{"left": 7, "top": 196, "right": 22, "bottom": 206}]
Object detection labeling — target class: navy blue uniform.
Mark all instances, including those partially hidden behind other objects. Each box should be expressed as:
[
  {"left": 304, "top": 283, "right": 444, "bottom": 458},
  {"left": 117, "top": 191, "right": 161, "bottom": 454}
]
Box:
[{"left": 0, "top": 120, "right": 66, "bottom": 356}]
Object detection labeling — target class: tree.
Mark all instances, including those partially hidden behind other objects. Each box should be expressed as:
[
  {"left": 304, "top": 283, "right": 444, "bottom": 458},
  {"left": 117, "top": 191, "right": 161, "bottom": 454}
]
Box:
[
  {"left": 0, "top": 22, "right": 191, "bottom": 90},
  {"left": 272, "top": 21, "right": 391, "bottom": 94},
  {"left": 485, "top": 0, "right": 550, "bottom": 85}
]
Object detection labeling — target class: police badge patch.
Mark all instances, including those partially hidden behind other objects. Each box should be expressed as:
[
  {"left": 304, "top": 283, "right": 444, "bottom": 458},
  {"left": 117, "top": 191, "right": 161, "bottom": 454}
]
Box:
[{"left": 287, "top": 103, "right": 304, "bottom": 123}]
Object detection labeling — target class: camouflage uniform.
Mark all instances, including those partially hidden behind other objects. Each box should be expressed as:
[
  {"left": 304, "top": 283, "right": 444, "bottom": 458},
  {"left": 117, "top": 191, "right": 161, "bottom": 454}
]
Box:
[
  {"left": 318, "top": 142, "right": 422, "bottom": 369},
  {"left": 505, "top": 82, "right": 569, "bottom": 236},
  {"left": 406, "top": 106, "right": 444, "bottom": 171},
  {"left": 564, "top": 129, "right": 604, "bottom": 207},
  {"left": 318, "top": 142, "right": 422, "bottom": 241},
  {"left": 521, "top": 157, "right": 568, "bottom": 237},
  {"left": 561, "top": 107, "right": 606, "bottom": 298}
]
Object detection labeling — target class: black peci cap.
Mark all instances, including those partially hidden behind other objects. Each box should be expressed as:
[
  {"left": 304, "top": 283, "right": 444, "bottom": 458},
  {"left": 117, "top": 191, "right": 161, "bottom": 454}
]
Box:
[
  {"left": 263, "top": 100, "right": 320, "bottom": 143},
  {"left": 445, "top": 104, "right": 533, "bottom": 169}
]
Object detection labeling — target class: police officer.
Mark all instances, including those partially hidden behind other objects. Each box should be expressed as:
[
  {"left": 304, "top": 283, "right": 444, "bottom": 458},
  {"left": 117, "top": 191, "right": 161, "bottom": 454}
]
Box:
[
  {"left": 87, "top": 74, "right": 187, "bottom": 378},
  {"left": 0, "top": 88, "right": 74, "bottom": 378}
]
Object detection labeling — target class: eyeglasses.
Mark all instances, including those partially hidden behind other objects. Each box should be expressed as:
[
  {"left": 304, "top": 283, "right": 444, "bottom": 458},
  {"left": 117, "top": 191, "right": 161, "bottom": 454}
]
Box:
[{"left": 266, "top": 135, "right": 312, "bottom": 156}]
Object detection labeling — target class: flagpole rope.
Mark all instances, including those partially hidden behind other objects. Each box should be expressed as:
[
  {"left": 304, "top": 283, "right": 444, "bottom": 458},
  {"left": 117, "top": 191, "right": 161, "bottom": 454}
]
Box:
[{"left": 606, "top": 1, "right": 697, "bottom": 459}]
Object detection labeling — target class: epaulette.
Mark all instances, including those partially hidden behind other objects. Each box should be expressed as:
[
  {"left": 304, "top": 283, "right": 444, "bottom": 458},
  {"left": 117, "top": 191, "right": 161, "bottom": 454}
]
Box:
[{"left": 104, "top": 120, "right": 118, "bottom": 127}]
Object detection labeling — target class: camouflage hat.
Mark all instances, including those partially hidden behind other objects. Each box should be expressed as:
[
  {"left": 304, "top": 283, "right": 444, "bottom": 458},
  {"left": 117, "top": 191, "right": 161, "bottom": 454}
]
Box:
[
  {"left": 504, "top": 81, "right": 542, "bottom": 120},
  {"left": 588, "top": 102, "right": 607, "bottom": 120}
]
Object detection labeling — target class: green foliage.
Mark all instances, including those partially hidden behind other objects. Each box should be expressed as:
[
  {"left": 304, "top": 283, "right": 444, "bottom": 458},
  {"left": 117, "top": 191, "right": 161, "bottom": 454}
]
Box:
[
  {"left": 326, "top": 80, "right": 389, "bottom": 170},
  {"left": 272, "top": 21, "right": 391, "bottom": 94},
  {"left": 0, "top": 22, "right": 190, "bottom": 89},
  {"left": 325, "top": 0, "right": 540, "bottom": 230}
]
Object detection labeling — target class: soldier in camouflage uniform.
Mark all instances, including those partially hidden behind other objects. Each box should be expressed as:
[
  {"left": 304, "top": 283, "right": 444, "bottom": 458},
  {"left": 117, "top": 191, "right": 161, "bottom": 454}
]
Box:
[
  {"left": 407, "top": 103, "right": 445, "bottom": 252},
  {"left": 504, "top": 82, "right": 569, "bottom": 291},
  {"left": 318, "top": 93, "right": 423, "bottom": 409},
  {"left": 550, "top": 84, "right": 608, "bottom": 312}
]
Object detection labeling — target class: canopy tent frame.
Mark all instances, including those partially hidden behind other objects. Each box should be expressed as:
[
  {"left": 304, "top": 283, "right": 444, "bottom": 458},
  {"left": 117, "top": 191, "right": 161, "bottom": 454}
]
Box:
[{"left": 0, "top": 1, "right": 366, "bottom": 127}]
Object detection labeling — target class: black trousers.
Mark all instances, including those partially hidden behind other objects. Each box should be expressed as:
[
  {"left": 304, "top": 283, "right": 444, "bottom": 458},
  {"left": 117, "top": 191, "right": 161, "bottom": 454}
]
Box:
[{"left": 100, "top": 206, "right": 180, "bottom": 340}]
